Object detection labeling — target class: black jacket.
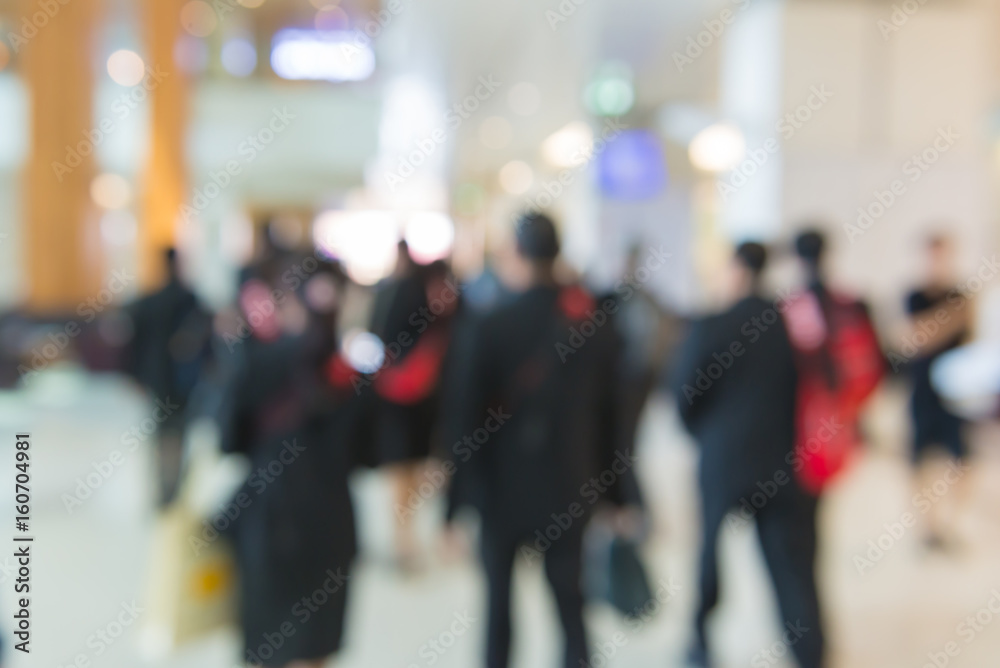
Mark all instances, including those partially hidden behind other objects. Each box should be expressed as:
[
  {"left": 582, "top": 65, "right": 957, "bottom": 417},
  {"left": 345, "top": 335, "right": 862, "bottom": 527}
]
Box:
[
  {"left": 445, "top": 285, "right": 631, "bottom": 533},
  {"left": 125, "top": 278, "right": 209, "bottom": 410},
  {"left": 671, "top": 295, "right": 798, "bottom": 492},
  {"left": 222, "top": 321, "right": 359, "bottom": 662}
]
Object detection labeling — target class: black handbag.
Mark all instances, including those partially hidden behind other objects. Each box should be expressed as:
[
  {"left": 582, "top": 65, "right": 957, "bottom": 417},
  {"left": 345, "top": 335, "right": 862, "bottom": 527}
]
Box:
[{"left": 585, "top": 526, "right": 655, "bottom": 617}]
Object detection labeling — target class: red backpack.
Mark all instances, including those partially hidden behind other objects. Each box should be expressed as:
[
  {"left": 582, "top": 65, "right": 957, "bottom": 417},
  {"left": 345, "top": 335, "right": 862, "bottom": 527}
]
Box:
[{"left": 782, "top": 290, "right": 884, "bottom": 494}]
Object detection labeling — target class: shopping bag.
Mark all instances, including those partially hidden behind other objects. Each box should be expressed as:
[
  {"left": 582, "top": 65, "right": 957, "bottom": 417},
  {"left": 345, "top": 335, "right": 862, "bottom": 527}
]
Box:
[{"left": 140, "top": 418, "right": 242, "bottom": 657}]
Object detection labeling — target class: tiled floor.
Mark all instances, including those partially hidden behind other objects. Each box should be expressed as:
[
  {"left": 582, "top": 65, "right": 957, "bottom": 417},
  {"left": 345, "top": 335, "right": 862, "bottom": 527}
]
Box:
[{"left": 3, "top": 367, "right": 1000, "bottom": 667}]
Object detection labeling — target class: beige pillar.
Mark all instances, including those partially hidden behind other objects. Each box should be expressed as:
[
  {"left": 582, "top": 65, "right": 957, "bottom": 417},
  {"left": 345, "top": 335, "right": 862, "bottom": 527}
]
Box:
[
  {"left": 21, "top": 0, "right": 101, "bottom": 312},
  {"left": 140, "top": 0, "right": 189, "bottom": 289}
]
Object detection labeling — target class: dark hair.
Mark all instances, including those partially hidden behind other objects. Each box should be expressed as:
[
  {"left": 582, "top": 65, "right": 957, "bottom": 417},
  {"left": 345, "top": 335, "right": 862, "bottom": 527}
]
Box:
[
  {"left": 515, "top": 211, "right": 560, "bottom": 260},
  {"left": 735, "top": 241, "right": 767, "bottom": 276},
  {"left": 926, "top": 233, "right": 950, "bottom": 250},
  {"left": 794, "top": 229, "right": 826, "bottom": 265},
  {"left": 163, "top": 247, "right": 179, "bottom": 277}
]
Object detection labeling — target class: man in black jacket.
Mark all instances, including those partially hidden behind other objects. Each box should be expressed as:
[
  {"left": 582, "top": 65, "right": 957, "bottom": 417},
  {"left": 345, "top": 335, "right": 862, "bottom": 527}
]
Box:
[
  {"left": 672, "top": 242, "right": 824, "bottom": 668},
  {"left": 126, "top": 248, "right": 209, "bottom": 506},
  {"left": 445, "top": 212, "right": 633, "bottom": 668}
]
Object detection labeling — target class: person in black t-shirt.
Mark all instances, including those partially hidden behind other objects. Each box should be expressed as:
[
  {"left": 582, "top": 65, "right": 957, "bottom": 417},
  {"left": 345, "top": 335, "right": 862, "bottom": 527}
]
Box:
[{"left": 904, "top": 234, "right": 973, "bottom": 550}]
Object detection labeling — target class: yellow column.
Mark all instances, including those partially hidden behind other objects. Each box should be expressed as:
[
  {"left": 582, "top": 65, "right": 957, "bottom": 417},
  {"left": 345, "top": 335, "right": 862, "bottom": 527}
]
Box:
[
  {"left": 21, "top": 0, "right": 101, "bottom": 312},
  {"left": 140, "top": 0, "right": 188, "bottom": 289}
]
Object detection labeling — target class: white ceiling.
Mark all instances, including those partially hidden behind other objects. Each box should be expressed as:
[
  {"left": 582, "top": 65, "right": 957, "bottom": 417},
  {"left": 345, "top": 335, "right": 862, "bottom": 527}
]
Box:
[{"left": 373, "top": 0, "right": 737, "bottom": 181}]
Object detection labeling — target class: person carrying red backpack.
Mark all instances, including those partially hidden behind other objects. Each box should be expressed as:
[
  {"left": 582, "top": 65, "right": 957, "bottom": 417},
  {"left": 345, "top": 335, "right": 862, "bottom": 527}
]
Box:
[{"left": 782, "top": 230, "right": 885, "bottom": 495}]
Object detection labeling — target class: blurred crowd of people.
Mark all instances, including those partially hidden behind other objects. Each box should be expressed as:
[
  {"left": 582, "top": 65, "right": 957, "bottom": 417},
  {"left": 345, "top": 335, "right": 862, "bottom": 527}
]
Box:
[{"left": 110, "top": 211, "right": 985, "bottom": 668}]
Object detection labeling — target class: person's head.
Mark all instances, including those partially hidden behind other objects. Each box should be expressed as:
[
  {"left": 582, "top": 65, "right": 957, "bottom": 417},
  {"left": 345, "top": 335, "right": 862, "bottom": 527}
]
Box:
[
  {"left": 163, "top": 247, "right": 180, "bottom": 280},
  {"left": 925, "top": 233, "right": 956, "bottom": 285},
  {"left": 302, "top": 259, "right": 349, "bottom": 316},
  {"left": 725, "top": 241, "right": 768, "bottom": 300},
  {"left": 625, "top": 243, "right": 644, "bottom": 275},
  {"left": 256, "top": 219, "right": 278, "bottom": 259},
  {"left": 513, "top": 211, "right": 560, "bottom": 284},
  {"left": 394, "top": 239, "right": 416, "bottom": 276},
  {"left": 794, "top": 228, "right": 826, "bottom": 280}
]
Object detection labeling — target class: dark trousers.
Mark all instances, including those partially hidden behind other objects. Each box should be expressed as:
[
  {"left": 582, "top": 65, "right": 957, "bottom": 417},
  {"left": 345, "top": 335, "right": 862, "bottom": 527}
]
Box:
[
  {"left": 481, "top": 523, "right": 588, "bottom": 668},
  {"left": 695, "top": 482, "right": 824, "bottom": 668},
  {"left": 157, "top": 425, "right": 185, "bottom": 507}
]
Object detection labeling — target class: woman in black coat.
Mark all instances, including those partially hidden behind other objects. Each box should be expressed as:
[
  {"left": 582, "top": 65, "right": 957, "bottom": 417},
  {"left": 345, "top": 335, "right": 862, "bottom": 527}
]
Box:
[{"left": 223, "top": 261, "right": 360, "bottom": 668}]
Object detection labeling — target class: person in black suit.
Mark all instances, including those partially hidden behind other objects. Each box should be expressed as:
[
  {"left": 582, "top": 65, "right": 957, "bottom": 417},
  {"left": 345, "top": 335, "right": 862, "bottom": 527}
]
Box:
[
  {"left": 445, "top": 212, "right": 634, "bottom": 668},
  {"left": 125, "top": 248, "right": 210, "bottom": 506},
  {"left": 672, "top": 243, "right": 824, "bottom": 668}
]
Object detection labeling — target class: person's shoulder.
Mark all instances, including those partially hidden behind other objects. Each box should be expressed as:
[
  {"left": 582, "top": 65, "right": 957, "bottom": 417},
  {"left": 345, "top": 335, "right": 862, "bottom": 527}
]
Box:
[
  {"left": 722, "top": 295, "right": 774, "bottom": 322},
  {"left": 473, "top": 296, "right": 522, "bottom": 337}
]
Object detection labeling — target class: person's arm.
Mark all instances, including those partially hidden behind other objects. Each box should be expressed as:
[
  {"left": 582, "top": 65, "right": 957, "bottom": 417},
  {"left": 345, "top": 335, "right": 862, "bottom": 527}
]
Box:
[
  {"left": 906, "top": 291, "right": 972, "bottom": 355},
  {"left": 669, "top": 318, "right": 714, "bottom": 430},
  {"left": 440, "top": 313, "right": 492, "bottom": 520}
]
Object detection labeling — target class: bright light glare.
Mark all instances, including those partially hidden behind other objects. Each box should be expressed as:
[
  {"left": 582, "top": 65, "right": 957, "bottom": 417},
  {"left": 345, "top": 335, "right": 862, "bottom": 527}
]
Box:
[
  {"left": 313, "top": 210, "right": 399, "bottom": 285},
  {"left": 585, "top": 78, "right": 634, "bottom": 116},
  {"left": 688, "top": 123, "right": 746, "bottom": 172},
  {"left": 405, "top": 213, "right": 454, "bottom": 263},
  {"left": 90, "top": 173, "right": 132, "bottom": 210},
  {"left": 542, "top": 121, "right": 592, "bottom": 168},
  {"left": 106, "top": 50, "right": 146, "bottom": 86},
  {"left": 343, "top": 329, "right": 385, "bottom": 373},
  {"left": 499, "top": 161, "right": 534, "bottom": 195},
  {"left": 271, "top": 29, "right": 375, "bottom": 82},
  {"left": 180, "top": 1, "right": 218, "bottom": 37},
  {"left": 221, "top": 38, "right": 257, "bottom": 77}
]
